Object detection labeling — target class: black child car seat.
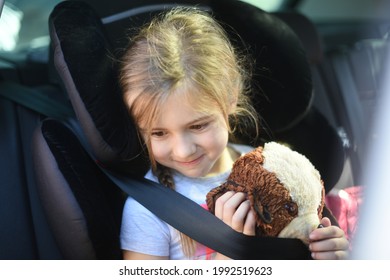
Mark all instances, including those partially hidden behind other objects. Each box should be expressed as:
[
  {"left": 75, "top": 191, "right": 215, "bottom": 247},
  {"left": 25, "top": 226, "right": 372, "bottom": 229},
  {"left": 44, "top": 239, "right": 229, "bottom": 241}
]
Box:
[{"left": 31, "top": 0, "right": 343, "bottom": 259}]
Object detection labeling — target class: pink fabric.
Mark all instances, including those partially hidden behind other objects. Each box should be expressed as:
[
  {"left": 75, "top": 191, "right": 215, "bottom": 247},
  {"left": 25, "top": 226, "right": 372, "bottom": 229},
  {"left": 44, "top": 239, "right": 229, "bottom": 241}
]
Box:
[{"left": 325, "top": 186, "right": 363, "bottom": 247}]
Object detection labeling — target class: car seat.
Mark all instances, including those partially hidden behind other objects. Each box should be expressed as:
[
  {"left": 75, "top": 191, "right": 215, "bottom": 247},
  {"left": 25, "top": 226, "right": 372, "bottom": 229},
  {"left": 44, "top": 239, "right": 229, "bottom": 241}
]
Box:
[{"left": 31, "top": 0, "right": 343, "bottom": 259}]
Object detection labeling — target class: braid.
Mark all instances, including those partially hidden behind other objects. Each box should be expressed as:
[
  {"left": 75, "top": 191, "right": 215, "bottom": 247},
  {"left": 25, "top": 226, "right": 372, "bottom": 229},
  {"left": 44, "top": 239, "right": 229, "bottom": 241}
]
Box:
[
  {"left": 155, "top": 163, "right": 196, "bottom": 257},
  {"left": 155, "top": 163, "right": 175, "bottom": 189}
]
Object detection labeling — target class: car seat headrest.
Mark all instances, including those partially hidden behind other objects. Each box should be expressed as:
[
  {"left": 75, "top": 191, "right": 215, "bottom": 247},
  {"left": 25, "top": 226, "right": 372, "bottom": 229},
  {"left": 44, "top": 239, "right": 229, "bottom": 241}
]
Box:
[
  {"left": 210, "top": 0, "right": 313, "bottom": 133},
  {"left": 274, "top": 12, "right": 324, "bottom": 64},
  {"left": 49, "top": 1, "right": 148, "bottom": 176}
]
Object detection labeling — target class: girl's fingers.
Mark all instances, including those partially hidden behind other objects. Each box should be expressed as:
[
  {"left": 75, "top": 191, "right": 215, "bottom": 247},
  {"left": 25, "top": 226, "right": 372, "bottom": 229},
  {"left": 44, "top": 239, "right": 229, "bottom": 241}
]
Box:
[
  {"left": 309, "top": 217, "right": 350, "bottom": 260},
  {"left": 243, "top": 207, "right": 256, "bottom": 236},
  {"left": 215, "top": 192, "right": 246, "bottom": 223},
  {"left": 310, "top": 231, "right": 349, "bottom": 252},
  {"left": 230, "top": 199, "right": 251, "bottom": 231},
  {"left": 319, "top": 217, "right": 331, "bottom": 227},
  {"left": 214, "top": 192, "right": 256, "bottom": 236},
  {"left": 310, "top": 224, "right": 345, "bottom": 242},
  {"left": 311, "top": 250, "right": 349, "bottom": 260},
  {"left": 214, "top": 191, "right": 235, "bottom": 220}
]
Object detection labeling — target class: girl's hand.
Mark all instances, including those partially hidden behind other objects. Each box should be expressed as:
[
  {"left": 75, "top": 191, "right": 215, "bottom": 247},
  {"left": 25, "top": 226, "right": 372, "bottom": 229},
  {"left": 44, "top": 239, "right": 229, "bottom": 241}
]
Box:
[
  {"left": 214, "top": 191, "right": 256, "bottom": 236},
  {"left": 309, "top": 217, "right": 349, "bottom": 260},
  {"left": 213, "top": 191, "right": 256, "bottom": 260}
]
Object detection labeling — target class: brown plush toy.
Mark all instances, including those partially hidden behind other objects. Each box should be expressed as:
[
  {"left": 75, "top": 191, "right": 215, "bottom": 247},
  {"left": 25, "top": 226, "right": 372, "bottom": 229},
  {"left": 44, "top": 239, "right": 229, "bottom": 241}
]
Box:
[{"left": 206, "top": 142, "right": 325, "bottom": 245}]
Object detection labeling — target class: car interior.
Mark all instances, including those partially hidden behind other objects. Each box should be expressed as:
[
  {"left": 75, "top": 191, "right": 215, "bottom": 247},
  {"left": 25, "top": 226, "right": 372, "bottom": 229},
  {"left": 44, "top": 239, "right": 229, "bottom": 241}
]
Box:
[{"left": 0, "top": 0, "right": 389, "bottom": 259}]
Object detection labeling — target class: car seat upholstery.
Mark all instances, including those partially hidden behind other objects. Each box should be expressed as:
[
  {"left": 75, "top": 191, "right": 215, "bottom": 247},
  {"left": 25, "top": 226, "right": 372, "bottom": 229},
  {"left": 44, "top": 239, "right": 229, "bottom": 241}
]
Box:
[
  {"left": 33, "top": 119, "right": 125, "bottom": 259},
  {"left": 31, "top": 0, "right": 343, "bottom": 259},
  {"left": 274, "top": 11, "right": 324, "bottom": 65}
]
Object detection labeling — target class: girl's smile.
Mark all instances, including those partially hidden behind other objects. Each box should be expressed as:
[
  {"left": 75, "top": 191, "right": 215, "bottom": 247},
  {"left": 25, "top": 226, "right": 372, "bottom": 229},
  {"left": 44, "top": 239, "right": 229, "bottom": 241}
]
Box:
[{"left": 175, "top": 154, "right": 205, "bottom": 167}]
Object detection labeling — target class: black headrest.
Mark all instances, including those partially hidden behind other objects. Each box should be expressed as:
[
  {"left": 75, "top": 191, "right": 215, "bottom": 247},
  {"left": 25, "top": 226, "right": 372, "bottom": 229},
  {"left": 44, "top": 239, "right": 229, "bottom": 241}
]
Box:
[
  {"left": 49, "top": 1, "right": 148, "bottom": 176},
  {"left": 210, "top": 0, "right": 313, "bottom": 134},
  {"left": 274, "top": 11, "right": 324, "bottom": 64}
]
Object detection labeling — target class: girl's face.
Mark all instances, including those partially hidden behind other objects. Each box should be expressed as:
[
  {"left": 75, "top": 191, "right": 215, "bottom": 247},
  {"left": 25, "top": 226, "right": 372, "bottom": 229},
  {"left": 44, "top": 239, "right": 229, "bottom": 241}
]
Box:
[{"left": 143, "top": 93, "right": 232, "bottom": 178}]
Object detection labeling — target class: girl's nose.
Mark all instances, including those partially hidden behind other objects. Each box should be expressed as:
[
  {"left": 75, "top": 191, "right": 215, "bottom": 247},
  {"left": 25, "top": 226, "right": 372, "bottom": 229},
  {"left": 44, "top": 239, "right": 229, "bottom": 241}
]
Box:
[{"left": 172, "top": 134, "right": 196, "bottom": 159}]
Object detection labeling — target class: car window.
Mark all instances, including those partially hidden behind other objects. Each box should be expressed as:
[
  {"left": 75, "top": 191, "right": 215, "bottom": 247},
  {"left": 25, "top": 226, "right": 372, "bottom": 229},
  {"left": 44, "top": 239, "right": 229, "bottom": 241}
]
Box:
[
  {"left": 298, "top": 0, "right": 390, "bottom": 22},
  {"left": 242, "top": 0, "right": 285, "bottom": 11},
  {"left": 0, "top": 0, "right": 62, "bottom": 52}
]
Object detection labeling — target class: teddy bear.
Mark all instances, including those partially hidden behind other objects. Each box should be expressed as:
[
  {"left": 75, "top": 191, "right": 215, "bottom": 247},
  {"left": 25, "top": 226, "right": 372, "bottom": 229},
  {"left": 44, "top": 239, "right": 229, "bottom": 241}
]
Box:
[{"left": 206, "top": 141, "right": 325, "bottom": 245}]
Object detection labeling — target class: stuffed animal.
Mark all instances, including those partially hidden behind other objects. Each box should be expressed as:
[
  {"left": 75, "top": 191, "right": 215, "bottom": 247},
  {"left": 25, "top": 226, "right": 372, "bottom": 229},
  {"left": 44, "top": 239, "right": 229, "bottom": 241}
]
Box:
[{"left": 206, "top": 142, "right": 325, "bottom": 245}]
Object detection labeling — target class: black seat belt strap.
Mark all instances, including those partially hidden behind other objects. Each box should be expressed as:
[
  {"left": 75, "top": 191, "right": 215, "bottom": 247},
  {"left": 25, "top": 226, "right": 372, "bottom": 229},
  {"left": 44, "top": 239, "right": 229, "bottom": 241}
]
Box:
[{"left": 0, "top": 81, "right": 74, "bottom": 120}]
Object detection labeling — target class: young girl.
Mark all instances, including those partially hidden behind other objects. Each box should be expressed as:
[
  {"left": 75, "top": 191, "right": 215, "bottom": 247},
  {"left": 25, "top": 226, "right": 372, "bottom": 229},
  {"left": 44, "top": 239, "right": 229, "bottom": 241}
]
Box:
[{"left": 119, "top": 7, "right": 349, "bottom": 260}]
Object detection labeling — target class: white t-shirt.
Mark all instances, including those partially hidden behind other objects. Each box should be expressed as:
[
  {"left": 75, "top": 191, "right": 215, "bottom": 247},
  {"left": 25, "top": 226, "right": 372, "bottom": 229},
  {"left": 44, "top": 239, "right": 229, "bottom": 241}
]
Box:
[{"left": 120, "top": 143, "right": 253, "bottom": 259}]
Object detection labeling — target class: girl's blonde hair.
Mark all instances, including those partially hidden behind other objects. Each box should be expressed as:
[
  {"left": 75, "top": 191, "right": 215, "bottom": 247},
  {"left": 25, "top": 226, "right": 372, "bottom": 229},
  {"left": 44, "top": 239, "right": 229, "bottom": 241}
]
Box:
[{"left": 119, "top": 7, "right": 259, "bottom": 257}]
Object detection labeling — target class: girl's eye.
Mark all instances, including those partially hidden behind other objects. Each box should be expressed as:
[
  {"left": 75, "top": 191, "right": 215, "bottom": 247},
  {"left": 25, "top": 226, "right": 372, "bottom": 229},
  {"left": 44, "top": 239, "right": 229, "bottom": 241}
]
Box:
[
  {"left": 151, "top": 130, "right": 166, "bottom": 137},
  {"left": 190, "top": 123, "right": 208, "bottom": 131}
]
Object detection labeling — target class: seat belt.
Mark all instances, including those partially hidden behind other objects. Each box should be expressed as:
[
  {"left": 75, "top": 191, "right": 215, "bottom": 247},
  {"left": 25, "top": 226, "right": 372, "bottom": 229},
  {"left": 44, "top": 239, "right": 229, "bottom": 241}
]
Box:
[
  {"left": 0, "top": 81, "right": 75, "bottom": 120},
  {"left": 2, "top": 83, "right": 311, "bottom": 259}
]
